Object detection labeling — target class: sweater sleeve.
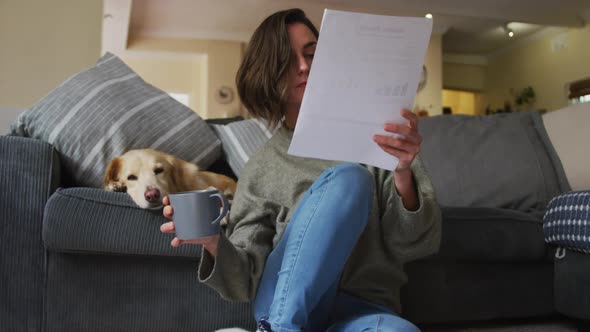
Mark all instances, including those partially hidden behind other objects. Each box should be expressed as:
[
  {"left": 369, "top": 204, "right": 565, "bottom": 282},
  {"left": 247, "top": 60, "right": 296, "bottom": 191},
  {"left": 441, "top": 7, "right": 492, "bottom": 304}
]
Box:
[
  {"left": 197, "top": 159, "right": 288, "bottom": 302},
  {"left": 371, "top": 156, "right": 442, "bottom": 263}
]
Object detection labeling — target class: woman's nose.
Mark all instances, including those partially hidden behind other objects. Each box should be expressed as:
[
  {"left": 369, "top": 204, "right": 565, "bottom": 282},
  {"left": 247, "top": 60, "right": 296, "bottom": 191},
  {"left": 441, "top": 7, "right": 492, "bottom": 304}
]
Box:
[{"left": 297, "top": 57, "right": 310, "bottom": 74}]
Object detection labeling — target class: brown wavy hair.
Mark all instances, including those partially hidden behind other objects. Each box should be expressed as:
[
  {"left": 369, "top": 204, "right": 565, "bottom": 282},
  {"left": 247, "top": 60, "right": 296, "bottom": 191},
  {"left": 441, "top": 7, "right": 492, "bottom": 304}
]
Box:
[{"left": 236, "top": 8, "right": 319, "bottom": 128}]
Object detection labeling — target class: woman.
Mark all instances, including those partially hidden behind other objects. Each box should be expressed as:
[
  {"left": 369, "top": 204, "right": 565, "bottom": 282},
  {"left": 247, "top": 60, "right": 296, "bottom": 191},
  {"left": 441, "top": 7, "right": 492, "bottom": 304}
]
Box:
[{"left": 161, "top": 8, "right": 441, "bottom": 332}]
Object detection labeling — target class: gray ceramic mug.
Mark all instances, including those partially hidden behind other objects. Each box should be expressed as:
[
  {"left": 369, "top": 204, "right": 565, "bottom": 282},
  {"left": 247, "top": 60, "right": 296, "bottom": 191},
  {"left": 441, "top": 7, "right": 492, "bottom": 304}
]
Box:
[{"left": 168, "top": 189, "right": 229, "bottom": 240}]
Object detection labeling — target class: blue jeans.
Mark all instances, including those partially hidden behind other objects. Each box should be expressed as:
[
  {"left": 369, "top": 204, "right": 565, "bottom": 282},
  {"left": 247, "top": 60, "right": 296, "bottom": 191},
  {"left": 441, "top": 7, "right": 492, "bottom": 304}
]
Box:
[{"left": 253, "top": 163, "right": 420, "bottom": 332}]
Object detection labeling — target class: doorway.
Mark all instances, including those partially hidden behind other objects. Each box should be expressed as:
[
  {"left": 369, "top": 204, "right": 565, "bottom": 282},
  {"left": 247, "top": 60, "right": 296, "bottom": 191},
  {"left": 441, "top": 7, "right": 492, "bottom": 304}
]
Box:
[{"left": 442, "top": 89, "right": 478, "bottom": 115}]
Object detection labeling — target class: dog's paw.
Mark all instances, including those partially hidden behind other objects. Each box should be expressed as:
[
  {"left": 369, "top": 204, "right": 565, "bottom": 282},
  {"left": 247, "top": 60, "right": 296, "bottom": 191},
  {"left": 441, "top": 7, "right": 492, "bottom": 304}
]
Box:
[
  {"left": 223, "top": 188, "right": 235, "bottom": 201},
  {"left": 220, "top": 214, "right": 229, "bottom": 227}
]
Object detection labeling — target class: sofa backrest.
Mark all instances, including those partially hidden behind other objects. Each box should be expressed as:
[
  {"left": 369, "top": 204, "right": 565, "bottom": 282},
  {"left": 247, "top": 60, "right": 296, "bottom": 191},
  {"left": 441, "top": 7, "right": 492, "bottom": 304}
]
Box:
[{"left": 418, "top": 112, "right": 570, "bottom": 213}]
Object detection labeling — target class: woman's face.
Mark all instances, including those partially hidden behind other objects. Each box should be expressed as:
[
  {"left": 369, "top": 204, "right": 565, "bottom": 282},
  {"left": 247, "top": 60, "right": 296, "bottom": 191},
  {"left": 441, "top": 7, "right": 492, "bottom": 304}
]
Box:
[{"left": 285, "top": 23, "right": 317, "bottom": 115}]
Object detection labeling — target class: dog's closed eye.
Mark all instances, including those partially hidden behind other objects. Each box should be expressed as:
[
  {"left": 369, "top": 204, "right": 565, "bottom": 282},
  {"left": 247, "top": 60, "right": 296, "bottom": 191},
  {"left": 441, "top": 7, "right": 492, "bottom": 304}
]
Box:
[
  {"left": 154, "top": 167, "right": 164, "bottom": 175},
  {"left": 111, "top": 183, "right": 127, "bottom": 192},
  {"left": 127, "top": 174, "right": 138, "bottom": 181}
]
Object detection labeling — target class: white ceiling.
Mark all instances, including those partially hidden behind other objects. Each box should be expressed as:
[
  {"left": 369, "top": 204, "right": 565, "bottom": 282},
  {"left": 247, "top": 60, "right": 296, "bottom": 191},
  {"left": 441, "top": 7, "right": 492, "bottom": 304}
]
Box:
[{"left": 125, "top": 0, "right": 590, "bottom": 56}]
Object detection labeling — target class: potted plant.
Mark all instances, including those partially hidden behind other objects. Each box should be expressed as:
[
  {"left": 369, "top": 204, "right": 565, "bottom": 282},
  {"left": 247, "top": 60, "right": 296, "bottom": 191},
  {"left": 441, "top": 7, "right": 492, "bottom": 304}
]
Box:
[{"left": 514, "top": 86, "right": 536, "bottom": 110}]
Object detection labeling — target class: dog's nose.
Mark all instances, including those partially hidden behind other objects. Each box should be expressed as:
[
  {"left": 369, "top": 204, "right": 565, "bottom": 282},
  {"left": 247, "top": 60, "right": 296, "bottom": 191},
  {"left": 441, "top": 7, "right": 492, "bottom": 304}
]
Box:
[{"left": 144, "top": 188, "right": 161, "bottom": 202}]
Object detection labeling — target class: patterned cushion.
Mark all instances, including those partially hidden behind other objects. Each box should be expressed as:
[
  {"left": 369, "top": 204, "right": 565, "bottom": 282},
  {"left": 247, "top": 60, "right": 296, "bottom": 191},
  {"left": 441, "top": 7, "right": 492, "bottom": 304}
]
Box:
[
  {"left": 543, "top": 191, "right": 590, "bottom": 254},
  {"left": 10, "top": 53, "right": 221, "bottom": 188},
  {"left": 211, "top": 118, "right": 278, "bottom": 176}
]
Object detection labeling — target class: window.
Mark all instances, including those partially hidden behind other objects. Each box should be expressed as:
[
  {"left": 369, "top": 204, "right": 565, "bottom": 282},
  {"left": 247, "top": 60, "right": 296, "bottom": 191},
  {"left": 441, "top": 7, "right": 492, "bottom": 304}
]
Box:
[
  {"left": 572, "top": 94, "right": 590, "bottom": 104},
  {"left": 569, "top": 78, "right": 590, "bottom": 104}
]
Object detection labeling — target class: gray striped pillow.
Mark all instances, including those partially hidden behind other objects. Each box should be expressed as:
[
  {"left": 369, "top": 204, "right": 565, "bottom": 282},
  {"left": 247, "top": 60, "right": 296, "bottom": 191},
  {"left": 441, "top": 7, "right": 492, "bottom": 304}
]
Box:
[
  {"left": 212, "top": 119, "right": 278, "bottom": 176},
  {"left": 10, "top": 53, "right": 221, "bottom": 188}
]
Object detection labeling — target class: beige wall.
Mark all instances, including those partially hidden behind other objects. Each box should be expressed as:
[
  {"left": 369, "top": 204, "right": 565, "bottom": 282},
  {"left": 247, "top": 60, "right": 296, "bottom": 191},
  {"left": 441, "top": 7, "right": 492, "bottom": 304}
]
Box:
[
  {"left": 485, "top": 25, "right": 590, "bottom": 112},
  {"left": 128, "top": 34, "right": 442, "bottom": 119},
  {"left": 443, "top": 62, "right": 486, "bottom": 92},
  {"left": 414, "top": 34, "right": 443, "bottom": 116},
  {"left": 120, "top": 54, "right": 206, "bottom": 116},
  {"left": 0, "top": 0, "right": 102, "bottom": 109},
  {"left": 127, "top": 36, "right": 243, "bottom": 119}
]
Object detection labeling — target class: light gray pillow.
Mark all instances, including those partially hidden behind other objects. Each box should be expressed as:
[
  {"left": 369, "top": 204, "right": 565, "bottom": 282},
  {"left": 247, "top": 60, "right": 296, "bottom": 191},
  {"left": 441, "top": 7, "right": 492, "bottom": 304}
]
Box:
[
  {"left": 418, "top": 112, "right": 570, "bottom": 212},
  {"left": 10, "top": 53, "right": 221, "bottom": 188},
  {"left": 542, "top": 102, "right": 590, "bottom": 191},
  {"left": 211, "top": 118, "right": 278, "bottom": 176}
]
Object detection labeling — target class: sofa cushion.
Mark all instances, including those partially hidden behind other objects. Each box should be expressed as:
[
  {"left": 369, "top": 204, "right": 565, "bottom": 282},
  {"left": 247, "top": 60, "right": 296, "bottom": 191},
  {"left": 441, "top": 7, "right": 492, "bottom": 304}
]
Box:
[
  {"left": 418, "top": 112, "right": 570, "bottom": 213},
  {"left": 554, "top": 249, "right": 590, "bottom": 320},
  {"left": 436, "top": 207, "right": 550, "bottom": 262},
  {"left": 402, "top": 260, "right": 554, "bottom": 323},
  {"left": 43, "top": 188, "right": 201, "bottom": 258},
  {"left": 45, "top": 254, "right": 256, "bottom": 331},
  {"left": 542, "top": 102, "right": 590, "bottom": 191},
  {"left": 211, "top": 118, "right": 279, "bottom": 176},
  {"left": 44, "top": 193, "right": 550, "bottom": 263},
  {"left": 10, "top": 53, "right": 221, "bottom": 188}
]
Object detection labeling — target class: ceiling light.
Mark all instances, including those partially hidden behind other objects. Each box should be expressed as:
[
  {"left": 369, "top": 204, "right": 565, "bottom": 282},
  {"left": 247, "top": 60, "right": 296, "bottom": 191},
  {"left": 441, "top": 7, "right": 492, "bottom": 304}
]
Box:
[
  {"left": 503, "top": 23, "right": 515, "bottom": 38},
  {"left": 425, "top": 13, "right": 433, "bottom": 19}
]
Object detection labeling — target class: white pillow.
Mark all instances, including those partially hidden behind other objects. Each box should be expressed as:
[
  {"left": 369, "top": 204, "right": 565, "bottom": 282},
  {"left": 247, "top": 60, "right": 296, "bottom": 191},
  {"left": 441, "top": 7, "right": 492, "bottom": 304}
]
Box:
[{"left": 542, "top": 103, "right": 590, "bottom": 190}]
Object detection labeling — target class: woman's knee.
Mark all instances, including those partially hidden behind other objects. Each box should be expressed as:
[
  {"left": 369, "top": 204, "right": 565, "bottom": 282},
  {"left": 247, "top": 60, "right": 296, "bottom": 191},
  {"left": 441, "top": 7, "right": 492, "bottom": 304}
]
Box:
[
  {"left": 329, "top": 163, "right": 374, "bottom": 197},
  {"left": 377, "top": 314, "right": 421, "bottom": 332}
]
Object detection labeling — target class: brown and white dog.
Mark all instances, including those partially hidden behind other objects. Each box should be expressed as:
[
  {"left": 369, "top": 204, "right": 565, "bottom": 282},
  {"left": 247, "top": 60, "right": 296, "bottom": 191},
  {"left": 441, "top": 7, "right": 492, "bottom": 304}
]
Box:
[{"left": 103, "top": 149, "right": 236, "bottom": 209}]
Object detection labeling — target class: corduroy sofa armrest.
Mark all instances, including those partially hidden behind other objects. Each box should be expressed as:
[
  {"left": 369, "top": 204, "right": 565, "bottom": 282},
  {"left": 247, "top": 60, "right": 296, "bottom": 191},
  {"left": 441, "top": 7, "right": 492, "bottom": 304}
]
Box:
[
  {"left": 0, "top": 135, "right": 62, "bottom": 331},
  {"left": 42, "top": 187, "right": 202, "bottom": 259}
]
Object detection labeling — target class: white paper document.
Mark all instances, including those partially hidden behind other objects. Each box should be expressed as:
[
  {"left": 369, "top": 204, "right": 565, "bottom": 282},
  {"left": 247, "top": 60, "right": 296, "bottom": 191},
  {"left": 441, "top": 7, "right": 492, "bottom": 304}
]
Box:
[{"left": 288, "top": 9, "right": 433, "bottom": 170}]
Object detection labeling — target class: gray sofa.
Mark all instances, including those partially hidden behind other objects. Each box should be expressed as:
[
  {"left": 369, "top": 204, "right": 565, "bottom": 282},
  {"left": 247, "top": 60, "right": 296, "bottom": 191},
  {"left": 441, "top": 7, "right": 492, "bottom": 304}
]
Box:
[{"left": 0, "top": 111, "right": 575, "bottom": 332}]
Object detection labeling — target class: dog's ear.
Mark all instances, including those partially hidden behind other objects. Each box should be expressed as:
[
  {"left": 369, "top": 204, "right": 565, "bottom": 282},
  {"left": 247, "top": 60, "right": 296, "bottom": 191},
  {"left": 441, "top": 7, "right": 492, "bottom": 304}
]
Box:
[
  {"left": 103, "top": 157, "right": 127, "bottom": 192},
  {"left": 170, "top": 158, "right": 201, "bottom": 192}
]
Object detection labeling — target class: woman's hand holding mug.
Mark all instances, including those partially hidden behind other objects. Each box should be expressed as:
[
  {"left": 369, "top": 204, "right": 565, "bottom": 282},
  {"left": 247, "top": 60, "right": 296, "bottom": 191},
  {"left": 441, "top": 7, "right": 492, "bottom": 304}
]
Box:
[{"left": 160, "top": 195, "right": 222, "bottom": 257}]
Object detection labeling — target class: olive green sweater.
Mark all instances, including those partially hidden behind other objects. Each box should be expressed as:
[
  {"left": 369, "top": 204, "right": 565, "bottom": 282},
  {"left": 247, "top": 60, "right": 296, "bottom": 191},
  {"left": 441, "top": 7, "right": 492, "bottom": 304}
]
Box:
[{"left": 198, "top": 126, "right": 441, "bottom": 314}]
